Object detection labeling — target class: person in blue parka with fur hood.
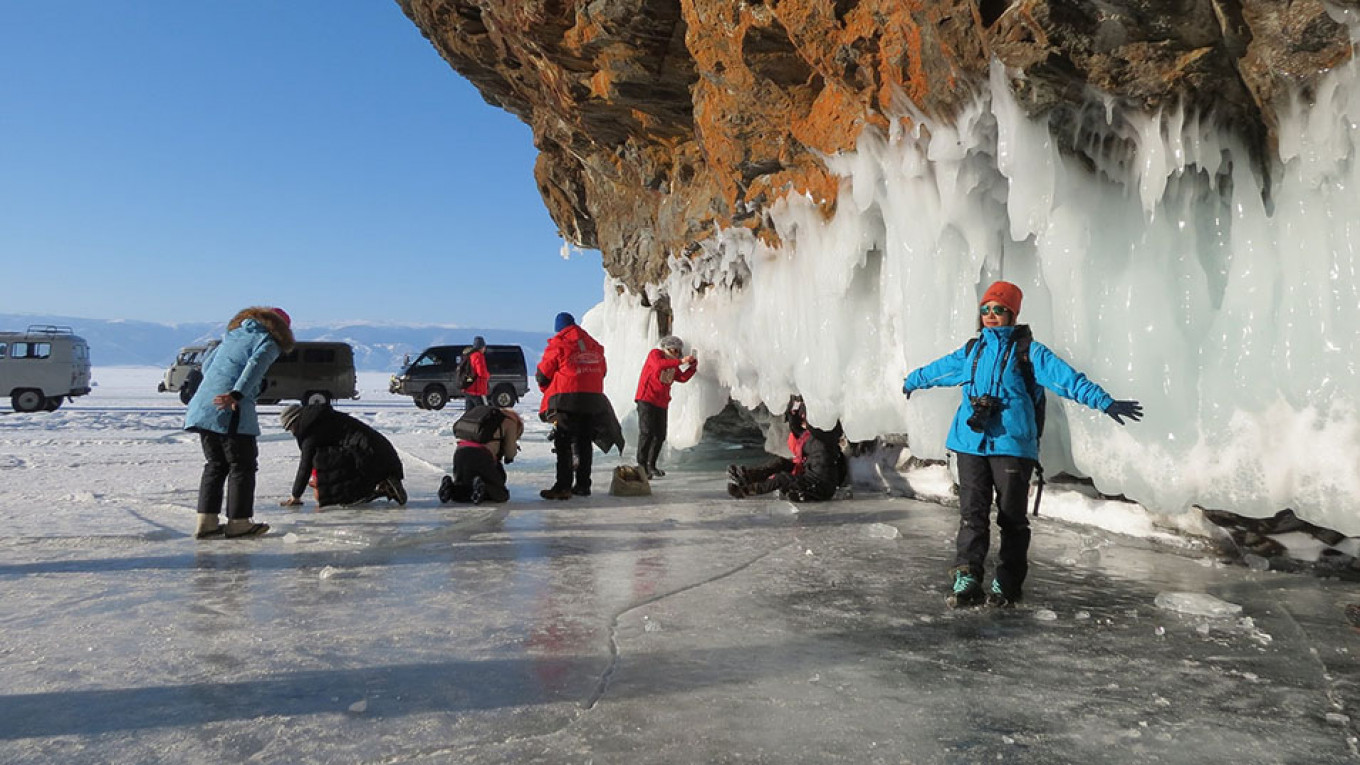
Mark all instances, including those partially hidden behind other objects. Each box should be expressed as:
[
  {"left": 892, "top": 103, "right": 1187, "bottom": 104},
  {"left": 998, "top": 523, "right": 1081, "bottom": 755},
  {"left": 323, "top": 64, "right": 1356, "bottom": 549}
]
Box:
[
  {"left": 184, "top": 306, "right": 295, "bottom": 539},
  {"left": 903, "top": 281, "right": 1142, "bottom": 609}
]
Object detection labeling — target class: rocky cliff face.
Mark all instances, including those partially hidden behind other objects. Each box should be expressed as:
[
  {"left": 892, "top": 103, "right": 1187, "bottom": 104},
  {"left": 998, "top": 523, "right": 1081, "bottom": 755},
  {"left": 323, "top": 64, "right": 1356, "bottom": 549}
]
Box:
[{"left": 396, "top": 0, "right": 1353, "bottom": 294}]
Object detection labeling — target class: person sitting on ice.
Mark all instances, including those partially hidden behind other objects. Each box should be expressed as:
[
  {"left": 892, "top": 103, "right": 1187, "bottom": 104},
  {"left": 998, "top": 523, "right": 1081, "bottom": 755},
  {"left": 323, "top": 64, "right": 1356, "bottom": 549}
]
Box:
[
  {"left": 726, "top": 395, "right": 846, "bottom": 502},
  {"left": 902, "top": 279, "right": 1143, "bottom": 609},
  {"left": 278, "top": 403, "right": 407, "bottom": 508},
  {"left": 438, "top": 405, "right": 524, "bottom": 505}
]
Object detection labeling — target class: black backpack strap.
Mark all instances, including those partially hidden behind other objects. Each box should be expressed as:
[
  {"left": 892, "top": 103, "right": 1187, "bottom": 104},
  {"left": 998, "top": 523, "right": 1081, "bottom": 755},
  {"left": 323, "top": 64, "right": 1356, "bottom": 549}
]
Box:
[
  {"left": 1010, "top": 326, "right": 1045, "bottom": 516},
  {"left": 1030, "top": 459, "right": 1045, "bottom": 516}
]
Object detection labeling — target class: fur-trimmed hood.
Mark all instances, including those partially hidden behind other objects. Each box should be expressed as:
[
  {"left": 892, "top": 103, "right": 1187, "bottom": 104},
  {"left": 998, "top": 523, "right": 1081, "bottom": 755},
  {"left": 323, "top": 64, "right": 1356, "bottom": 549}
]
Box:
[{"left": 228, "top": 307, "right": 295, "bottom": 352}]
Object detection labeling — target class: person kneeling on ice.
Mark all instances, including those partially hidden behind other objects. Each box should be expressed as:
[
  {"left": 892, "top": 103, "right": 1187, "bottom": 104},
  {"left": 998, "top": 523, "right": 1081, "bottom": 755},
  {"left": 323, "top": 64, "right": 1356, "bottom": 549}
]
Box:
[
  {"left": 902, "top": 280, "right": 1143, "bottom": 609},
  {"left": 438, "top": 404, "right": 524, "bottom": 505},
  {"left": 727, "top": 395, "right": 847, "bottom": 502},
  {"left": 278, "top": 404, "right": 407, "bottom": 508}
]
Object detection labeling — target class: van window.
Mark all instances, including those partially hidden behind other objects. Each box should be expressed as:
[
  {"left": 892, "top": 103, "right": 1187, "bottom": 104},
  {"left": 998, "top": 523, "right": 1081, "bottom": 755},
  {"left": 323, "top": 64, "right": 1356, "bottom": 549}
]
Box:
[
  {"left": 302, "top": 347, "right": 336, "bottom": 364},
  {"left": 12, "top": 342, "right": 51, "bottom": 359},
  {"left": 413, "top": 352, "right": 445, "bottom": 369},
  {"left": 0, "top": 343, "right": 6, "bottom": 359}
]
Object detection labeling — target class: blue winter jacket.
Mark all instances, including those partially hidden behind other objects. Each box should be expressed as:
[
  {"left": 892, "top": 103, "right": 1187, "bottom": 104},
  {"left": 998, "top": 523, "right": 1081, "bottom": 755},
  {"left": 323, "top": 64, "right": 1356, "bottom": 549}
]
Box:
[
  {"left": 903, "top": 325, "right": 1115, "bottom": 460},
  {"left": 183, "top": 318, "right": 282, "bottom": 437}
]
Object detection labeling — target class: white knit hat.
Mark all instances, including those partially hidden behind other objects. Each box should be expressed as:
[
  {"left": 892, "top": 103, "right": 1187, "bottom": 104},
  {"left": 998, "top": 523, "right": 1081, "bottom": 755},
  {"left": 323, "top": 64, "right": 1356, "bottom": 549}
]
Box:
[{"left": 280, "top": 404, "right": 303, "bottom": 431}]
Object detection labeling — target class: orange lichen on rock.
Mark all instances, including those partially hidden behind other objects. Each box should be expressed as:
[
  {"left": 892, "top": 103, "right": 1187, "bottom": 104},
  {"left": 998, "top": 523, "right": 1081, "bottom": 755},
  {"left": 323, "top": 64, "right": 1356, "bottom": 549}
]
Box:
[{"left": 398, "top": 0, "right": 1351, "bottom": 296}]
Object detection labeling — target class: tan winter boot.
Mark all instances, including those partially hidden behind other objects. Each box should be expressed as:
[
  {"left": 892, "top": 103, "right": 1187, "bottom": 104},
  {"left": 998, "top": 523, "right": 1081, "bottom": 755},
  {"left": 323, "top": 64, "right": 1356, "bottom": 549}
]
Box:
[
  {"left": 194, "top": 514, "right": 223, "bottom": 539},
  {"left": 224, "top": 519, "right": 270, "bottom": 538}
]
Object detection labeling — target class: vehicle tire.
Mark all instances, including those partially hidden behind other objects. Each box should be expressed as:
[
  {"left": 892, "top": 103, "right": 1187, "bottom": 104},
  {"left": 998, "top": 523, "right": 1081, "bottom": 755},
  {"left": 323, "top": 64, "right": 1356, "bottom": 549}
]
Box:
[
  {"left": 304, "top": 390, "right": 331, "bottom": 405},
  {"left": 413, "top": 396, "right": 428, "bottom": 410},
  {"left": 179, "top": 387, "right": 194, "bottom": 405},
  {"left": 491, "top": 385, "right": 518, "bottom": 408},
  {"left": 11, "top": 389, "right": 45, "bottom": 413},
  {"left": 44, "top": 397, "right": 63, "bottom": 411},
  {"left": 422, "top": 385, "right": 448, "bottom": 410}
]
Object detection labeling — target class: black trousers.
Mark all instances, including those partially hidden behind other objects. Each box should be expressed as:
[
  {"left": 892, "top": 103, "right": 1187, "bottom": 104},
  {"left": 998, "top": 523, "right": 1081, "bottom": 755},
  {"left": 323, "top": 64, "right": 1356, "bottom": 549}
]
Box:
[
  {"left": 445, "top": 445, "right": 510, "bottom": 503},
  {"left": 635, "top": 401, "right": 668, "bottom": 470},
  {"left": 552, "top": 412, "right": 597, "bottom": 491},
  {"left": 197, "top": 432, "right": 259, "bottom": 520},
  {"left": 463, "top": 395, "right": 487, "bottom": 411},
  {"left": 740, "top": 458, "right": 834, "bottom": 501},
  {"left": 955, "top": 452, "right": 1034, "bottom": 592}
]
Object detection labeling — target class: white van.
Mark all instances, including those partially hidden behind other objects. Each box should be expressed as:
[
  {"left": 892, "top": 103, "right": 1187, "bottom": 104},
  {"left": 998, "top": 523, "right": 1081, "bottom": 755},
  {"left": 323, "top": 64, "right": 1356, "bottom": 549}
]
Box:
[
  {"left": 169, "top": 341, "right": 359, "bottom": 406},
  {"left": 159, "top": 341, "right": 220, "bottom": 404},
  {"left": 0, "top": 326, "right": 93, "bottom": 412}
]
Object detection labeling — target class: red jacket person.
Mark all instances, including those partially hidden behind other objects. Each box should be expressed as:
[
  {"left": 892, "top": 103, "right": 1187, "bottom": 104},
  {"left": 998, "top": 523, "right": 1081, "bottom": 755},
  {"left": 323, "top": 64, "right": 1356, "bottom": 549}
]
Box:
[
  {"left": 633, "top": 335, "right": 696, "bottom": 478},
  {"left": 536, "top": 312, "right": 623, "bottom": 499}
]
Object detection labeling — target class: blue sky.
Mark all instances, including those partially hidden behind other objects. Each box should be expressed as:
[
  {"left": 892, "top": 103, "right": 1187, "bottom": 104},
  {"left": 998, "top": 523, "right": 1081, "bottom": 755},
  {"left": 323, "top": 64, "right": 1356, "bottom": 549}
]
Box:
[{"left": 1, "top": 2, "right": 604, "bottom": 333}]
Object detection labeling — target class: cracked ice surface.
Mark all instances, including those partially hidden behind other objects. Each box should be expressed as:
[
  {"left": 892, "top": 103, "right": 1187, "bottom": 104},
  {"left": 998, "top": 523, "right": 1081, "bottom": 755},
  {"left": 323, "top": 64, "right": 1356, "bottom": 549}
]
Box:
[{"left": 0, "top": 369, "right": 1357, "bottom": 763}]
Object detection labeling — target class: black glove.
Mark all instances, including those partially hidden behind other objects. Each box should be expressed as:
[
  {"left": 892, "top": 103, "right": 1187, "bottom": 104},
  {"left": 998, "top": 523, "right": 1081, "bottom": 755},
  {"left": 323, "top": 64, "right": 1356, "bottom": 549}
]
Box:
[
  {"left": 901, "top": 381, "right": 912, "bottom": 399},
  {"left": 1105, "top": 400, "right": 1143, "bottom": 425}
]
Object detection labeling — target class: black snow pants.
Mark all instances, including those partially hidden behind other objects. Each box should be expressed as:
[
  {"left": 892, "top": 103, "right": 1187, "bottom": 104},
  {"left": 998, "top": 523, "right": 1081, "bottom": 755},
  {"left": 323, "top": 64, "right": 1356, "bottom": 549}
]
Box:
[
  {"left": 444, "top": 445, "right": 510, "bottom": 503},
  {"left": 743, "top": 458, "right": 835, "bottom": 501},
  {"left": 635, "top": 401, "right": 669, "bottom": 471},
  {"left": 552, "top": 411, "right": 597, "bottom": 492},
  {"left": 954, "top": 452, "right": 1034, "bottom": 593},
  {"left": 197, "top": 432, "right": 259, "bottom": 520}
]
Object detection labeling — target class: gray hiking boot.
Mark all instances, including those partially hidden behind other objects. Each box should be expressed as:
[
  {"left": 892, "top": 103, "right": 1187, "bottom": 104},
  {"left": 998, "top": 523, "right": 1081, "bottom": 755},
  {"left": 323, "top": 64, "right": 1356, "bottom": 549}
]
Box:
[
  {"left": 985, "top": 579, "right": 1022, "bottom": 608},
  {"left": 946, "top": 568, "right": 984, "bottom": 608}
]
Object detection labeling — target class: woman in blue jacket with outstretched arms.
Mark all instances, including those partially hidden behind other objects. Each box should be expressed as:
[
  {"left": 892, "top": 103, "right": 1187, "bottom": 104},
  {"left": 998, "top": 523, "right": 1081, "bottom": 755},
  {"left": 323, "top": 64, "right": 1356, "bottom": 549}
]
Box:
[
  {"left": 902, "top": 281, "right": 1142, "bottom": 608},
  {"left": 184, "top": 306, "right": 295, "bottom": 539}
]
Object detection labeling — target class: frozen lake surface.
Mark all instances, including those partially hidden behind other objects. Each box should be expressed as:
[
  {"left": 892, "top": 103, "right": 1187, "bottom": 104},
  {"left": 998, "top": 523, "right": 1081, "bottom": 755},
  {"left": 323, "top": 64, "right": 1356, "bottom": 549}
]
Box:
[{"left": 1, "top": 369, "right": 1357, "bottom": 763}]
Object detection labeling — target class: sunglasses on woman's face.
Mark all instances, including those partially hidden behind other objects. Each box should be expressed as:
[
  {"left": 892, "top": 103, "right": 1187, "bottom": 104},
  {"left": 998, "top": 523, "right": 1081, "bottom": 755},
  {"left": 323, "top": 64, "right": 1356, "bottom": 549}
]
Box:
[{"left": 979, "top": 305, "right": 1012, "bottom": 316}]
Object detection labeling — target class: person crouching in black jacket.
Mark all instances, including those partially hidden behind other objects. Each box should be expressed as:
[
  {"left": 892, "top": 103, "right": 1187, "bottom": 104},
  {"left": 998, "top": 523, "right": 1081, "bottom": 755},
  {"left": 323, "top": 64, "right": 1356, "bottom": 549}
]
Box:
[
  {"left": 278, "top": 404, "right": 407, "bottom": 507},
  {"left": 439, "top": 407, "right": 524, "bottom": 505},
  {"left": 727, "top": 396, "right": 847, "bottom": 501}
]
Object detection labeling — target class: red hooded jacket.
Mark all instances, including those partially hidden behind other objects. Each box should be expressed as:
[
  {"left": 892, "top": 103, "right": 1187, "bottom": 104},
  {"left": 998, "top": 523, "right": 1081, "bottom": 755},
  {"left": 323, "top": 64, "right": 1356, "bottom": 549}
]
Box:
[
  {"left": 537, "top": 324, "right": 607, "bottom": 414},
  {"left": 464, "top": 349, "right": 489, "bottom": 396},
  {"left": 634, "top": 349, "right": 696, "bottom": 408}
]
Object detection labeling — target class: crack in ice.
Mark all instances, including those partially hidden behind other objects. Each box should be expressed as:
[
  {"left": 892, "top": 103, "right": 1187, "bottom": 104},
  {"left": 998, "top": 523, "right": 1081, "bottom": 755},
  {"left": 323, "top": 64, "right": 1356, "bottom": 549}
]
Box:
[{"left": 583, "top": 541, "right": 796, "bottom": 711}]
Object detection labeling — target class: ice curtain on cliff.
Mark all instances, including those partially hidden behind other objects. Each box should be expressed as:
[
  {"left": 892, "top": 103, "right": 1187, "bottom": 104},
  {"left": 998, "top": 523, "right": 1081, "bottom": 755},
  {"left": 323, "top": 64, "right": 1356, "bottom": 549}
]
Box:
[{"left": 591, "top": 55, "right": 1360, "bottom": 537}]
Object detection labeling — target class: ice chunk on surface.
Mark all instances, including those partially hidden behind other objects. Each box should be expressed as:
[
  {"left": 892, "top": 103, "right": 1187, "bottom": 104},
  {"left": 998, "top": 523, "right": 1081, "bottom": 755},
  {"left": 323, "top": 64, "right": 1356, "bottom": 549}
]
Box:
[{"left": 1154, "top": 592, "right": 1243, "bottom": 617}]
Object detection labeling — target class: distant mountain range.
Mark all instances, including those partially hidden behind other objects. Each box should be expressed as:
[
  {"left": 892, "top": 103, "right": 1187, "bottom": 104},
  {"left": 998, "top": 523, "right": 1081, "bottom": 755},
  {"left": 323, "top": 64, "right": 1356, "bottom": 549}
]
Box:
[{"left": 0, "top": 314, "right": 547, "bottom": 371}]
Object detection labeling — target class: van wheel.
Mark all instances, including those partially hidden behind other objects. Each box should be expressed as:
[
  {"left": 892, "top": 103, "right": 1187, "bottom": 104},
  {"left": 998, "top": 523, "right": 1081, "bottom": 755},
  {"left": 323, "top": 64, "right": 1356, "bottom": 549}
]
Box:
[
  {"left": 422, "top": 385, "right": 448, "bottom": 410},
  {"left": 412, "top": 396, "right": 428, "bottom": 410},
  {"left": 44, "top": 397, "right": 63, "bottom": 411},
  {"left": 491, "top": 385, "right": 517, "bottom": 408},
  {"left": 11, "top": 389, "right": 45, "bottom": 413},
  {"left": 304, "top": 391, "right": 331, "bottom": 405}
]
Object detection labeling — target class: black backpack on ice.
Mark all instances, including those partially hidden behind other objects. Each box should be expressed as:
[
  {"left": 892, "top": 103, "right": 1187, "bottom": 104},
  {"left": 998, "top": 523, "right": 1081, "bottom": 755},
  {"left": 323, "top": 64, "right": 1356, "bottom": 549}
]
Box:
[{"left": 453, "top": 405, "right": 504, "bottom": 444}]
